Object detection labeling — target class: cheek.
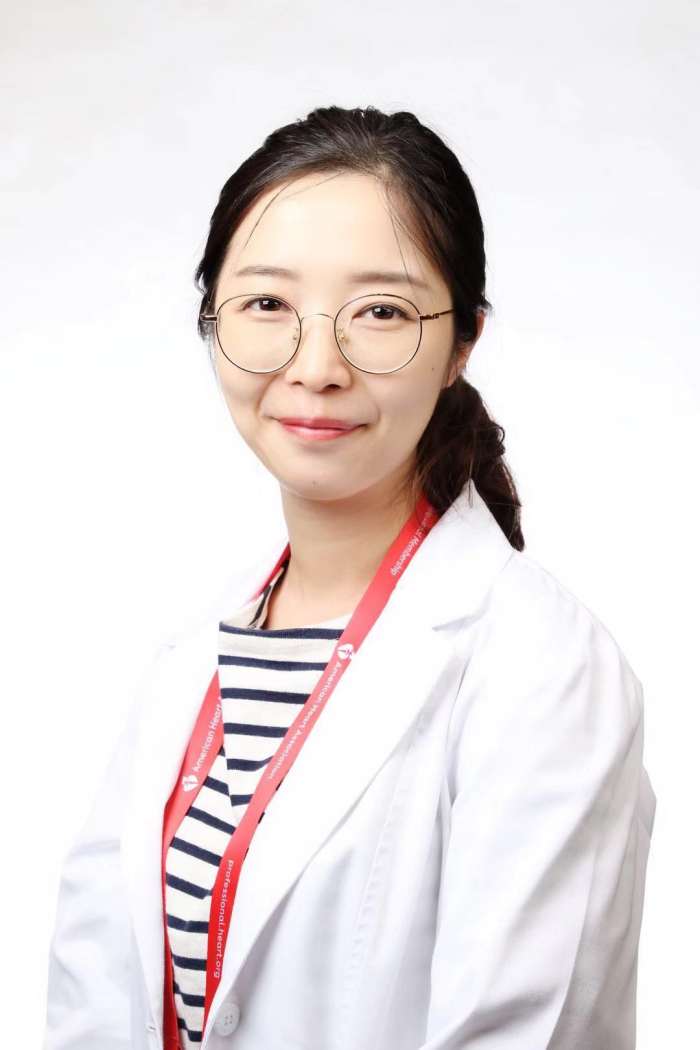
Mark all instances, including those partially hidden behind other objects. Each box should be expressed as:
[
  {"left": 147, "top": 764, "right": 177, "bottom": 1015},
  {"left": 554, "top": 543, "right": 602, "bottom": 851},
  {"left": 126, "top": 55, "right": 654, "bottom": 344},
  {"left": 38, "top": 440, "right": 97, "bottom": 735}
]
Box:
[
  {"left": 376, "top": 376, "right": 441, "bottom": 448},
  {"left": 217, "top": 352, "right": 268, "bottom": 415},
  {"left": 396, "top": 357, "right": 444, "bottom": 416}
]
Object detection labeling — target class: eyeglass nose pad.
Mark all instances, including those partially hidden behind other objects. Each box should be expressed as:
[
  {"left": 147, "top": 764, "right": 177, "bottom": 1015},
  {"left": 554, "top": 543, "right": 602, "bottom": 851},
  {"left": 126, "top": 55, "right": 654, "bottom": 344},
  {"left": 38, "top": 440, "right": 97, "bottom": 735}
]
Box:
[{"left": 291, "top": 322, "right": 344, "bottom": 346}]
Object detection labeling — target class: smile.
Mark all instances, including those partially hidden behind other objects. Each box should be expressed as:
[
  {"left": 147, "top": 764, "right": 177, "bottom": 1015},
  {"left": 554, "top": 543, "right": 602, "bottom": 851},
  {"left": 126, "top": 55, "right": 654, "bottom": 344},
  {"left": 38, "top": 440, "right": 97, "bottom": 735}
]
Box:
[{"left": 276, "top": 420, "right": 365, "bottom": 442}]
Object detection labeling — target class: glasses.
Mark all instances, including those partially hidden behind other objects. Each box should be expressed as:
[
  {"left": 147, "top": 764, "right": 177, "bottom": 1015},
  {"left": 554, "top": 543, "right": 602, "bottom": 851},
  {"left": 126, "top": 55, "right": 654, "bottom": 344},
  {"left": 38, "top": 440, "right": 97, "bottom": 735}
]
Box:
[{"left": 202, "top": 292, "right": 454, "bottom": 375}]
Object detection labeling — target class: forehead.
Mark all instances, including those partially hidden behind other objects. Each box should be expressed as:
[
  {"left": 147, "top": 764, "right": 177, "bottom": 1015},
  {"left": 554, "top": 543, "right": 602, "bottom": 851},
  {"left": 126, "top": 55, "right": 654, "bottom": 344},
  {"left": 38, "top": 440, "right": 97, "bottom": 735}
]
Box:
[{"left": 216, "top": 172, "right": 446, "bottom": 299}]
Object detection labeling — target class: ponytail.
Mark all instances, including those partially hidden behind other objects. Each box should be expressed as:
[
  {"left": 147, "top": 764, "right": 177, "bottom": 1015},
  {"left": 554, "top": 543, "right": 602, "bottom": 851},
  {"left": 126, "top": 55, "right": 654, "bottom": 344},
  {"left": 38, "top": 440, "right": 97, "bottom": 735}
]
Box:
[{"left": 408, "top": 375, "right": 524, "bottom": 550}]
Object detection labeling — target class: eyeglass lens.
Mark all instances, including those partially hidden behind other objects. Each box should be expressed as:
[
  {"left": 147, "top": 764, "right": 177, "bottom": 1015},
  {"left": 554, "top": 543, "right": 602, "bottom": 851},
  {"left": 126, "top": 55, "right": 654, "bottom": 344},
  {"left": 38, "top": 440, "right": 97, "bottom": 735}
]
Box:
[{"left": 215, "top": 294, "right": 421, "bottom": 374}]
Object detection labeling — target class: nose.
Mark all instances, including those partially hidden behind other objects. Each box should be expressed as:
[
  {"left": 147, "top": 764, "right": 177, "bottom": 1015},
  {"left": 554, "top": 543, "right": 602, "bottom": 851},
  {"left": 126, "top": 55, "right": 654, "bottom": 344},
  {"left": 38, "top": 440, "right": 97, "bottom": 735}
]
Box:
[{"left": 285, "top": 311, "right": 351, "bottom": 385}]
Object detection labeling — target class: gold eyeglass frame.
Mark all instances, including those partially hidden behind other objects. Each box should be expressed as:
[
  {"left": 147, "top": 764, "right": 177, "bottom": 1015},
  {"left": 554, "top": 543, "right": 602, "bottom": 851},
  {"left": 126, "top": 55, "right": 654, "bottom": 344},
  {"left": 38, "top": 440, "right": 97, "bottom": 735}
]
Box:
[{"left": 202, "top": 292, "right": 454, "bottom": 375}]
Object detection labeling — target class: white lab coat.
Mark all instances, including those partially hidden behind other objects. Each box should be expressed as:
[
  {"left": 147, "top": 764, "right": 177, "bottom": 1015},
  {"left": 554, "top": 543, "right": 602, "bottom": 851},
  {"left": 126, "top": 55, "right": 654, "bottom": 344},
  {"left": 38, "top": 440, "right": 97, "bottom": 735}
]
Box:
[{"left": 43, "top": 479, "right": 656, "bottom": 1050}]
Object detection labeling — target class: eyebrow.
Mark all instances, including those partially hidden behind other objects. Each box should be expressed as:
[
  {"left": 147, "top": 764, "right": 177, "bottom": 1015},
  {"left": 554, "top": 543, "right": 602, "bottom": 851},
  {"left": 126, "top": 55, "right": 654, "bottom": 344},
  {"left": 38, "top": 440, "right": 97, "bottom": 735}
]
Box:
[{"left": 232, "top": 263, "right": 431, "bottom": 291}]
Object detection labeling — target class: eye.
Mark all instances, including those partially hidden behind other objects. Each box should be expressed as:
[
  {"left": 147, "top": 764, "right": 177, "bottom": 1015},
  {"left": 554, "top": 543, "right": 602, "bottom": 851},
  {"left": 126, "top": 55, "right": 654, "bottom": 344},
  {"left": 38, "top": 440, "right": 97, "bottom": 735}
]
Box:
[
  {"left": 358, "top": 302, "right": 410, "bottom": 322},
  {"left": 243, "top": 296, "right": 286, "bottom": 313}
]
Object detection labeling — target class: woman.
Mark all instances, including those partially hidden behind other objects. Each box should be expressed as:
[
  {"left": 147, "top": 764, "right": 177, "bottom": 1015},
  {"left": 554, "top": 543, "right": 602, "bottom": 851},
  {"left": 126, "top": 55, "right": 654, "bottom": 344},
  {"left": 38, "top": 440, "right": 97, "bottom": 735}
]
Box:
[{"left": 43, "top": 105, "right": 656, "bottom": 1050}]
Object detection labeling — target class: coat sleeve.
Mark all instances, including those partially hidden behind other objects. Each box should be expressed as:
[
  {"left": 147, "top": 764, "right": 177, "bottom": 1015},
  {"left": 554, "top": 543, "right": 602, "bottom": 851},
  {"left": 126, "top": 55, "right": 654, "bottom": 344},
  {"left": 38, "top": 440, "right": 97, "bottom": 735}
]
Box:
[
  {"left": 42, "top": 642, "right": 173, "bottom": 1050},
  {"left": 422, "top": 609, "right": 656, "bottom": 1050}
]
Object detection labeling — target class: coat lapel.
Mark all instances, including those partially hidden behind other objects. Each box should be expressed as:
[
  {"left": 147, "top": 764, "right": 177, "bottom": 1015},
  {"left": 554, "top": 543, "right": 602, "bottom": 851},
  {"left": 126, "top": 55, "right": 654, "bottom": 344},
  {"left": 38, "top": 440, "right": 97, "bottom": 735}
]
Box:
[{"left": 120, "top": 479, "right": 516, "bottom": 1040}]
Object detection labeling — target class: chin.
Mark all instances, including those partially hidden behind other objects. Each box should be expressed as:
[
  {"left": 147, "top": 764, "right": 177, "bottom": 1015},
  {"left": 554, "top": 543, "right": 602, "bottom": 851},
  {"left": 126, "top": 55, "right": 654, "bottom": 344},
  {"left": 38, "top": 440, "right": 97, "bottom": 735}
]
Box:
[{"left": 275, "top": 471, "right": 379, "bottom": 504}]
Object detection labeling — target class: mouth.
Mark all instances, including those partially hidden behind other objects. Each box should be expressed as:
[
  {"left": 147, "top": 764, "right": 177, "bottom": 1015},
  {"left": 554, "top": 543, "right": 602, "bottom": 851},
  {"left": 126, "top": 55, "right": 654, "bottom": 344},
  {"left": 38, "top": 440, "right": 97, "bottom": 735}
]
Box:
[{"left": 275, "top": 418, "right": 365, "bottom": 442}]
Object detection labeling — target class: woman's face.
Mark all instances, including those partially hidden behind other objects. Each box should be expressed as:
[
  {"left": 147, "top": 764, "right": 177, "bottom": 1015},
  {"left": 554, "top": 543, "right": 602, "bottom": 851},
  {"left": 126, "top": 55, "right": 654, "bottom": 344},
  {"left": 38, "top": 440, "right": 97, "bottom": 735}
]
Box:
[{"left": 212, "top": 172, "right": 478, "bottom": 505}]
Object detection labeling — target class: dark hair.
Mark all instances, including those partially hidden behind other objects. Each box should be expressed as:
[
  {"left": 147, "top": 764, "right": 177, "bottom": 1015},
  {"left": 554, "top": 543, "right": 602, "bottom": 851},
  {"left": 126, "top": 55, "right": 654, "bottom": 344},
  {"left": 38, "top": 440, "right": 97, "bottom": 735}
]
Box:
[{"left": 194, "top": 105, "right": 524, "bottom": 550}]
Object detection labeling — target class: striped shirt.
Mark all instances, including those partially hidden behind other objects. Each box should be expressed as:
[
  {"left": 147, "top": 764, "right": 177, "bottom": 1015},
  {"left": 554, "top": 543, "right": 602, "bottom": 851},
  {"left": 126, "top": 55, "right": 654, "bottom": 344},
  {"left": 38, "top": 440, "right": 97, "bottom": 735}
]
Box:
[{"left": 164, "top": 556, "right": 353, "bottom": 1047}]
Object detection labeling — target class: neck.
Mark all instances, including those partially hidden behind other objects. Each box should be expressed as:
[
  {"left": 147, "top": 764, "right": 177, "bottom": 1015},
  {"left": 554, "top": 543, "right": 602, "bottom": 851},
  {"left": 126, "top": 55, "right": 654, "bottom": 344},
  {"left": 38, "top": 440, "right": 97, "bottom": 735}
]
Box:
[{"left": 279, "top": 470, "right": 418, "bottom": 609}]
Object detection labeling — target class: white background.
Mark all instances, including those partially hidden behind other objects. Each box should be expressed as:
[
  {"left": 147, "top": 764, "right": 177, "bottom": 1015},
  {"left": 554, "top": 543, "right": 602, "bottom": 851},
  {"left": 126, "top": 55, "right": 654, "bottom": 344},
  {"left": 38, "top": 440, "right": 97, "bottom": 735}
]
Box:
[{"left": 2, "top": 2, "right": 698, "bottom": 1047}]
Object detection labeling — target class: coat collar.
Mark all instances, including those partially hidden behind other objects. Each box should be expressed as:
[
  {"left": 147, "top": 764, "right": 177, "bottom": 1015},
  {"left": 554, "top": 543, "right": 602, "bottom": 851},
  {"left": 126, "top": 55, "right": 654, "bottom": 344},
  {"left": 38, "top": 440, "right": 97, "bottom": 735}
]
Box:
[{"left": 120, "top": 478, "right": 515, "bottom": 1042}]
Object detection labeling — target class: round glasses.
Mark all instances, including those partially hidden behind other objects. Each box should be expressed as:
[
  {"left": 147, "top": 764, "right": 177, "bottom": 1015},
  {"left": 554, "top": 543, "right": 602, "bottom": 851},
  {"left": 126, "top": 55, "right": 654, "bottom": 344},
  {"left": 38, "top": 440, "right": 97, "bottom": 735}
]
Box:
[{"left": 202, "top": 292, "right": 454, "bottom": 375}]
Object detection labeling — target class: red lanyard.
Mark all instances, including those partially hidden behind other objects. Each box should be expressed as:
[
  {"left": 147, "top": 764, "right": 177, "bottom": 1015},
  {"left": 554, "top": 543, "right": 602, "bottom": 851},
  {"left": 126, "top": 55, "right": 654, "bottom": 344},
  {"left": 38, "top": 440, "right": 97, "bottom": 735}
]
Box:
[{"left": 161, "top": 491, "right": 439, "bottom": 1047}]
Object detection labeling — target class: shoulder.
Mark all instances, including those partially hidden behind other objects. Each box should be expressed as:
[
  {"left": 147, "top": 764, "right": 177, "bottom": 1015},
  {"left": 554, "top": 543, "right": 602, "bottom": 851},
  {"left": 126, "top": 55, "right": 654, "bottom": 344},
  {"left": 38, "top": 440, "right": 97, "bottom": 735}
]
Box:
[
  {"left": 485, "top": 547, "right": 640, "bottom": 686},
  {"left": 448, "top": 548, "right": 644, "bottom": 757}
]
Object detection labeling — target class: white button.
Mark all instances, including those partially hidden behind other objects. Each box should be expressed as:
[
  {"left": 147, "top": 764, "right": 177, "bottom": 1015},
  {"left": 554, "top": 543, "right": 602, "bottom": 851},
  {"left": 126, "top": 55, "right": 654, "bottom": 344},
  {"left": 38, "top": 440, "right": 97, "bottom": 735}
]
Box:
[{"left": 215, "top": 1001, "right": 241, "bottom": 1036}]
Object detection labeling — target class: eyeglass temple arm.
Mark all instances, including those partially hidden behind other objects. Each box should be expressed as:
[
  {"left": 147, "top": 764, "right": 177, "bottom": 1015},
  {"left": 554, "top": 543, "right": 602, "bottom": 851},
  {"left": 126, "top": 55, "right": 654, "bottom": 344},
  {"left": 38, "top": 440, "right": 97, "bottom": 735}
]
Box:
[{"left": 419, "top": 308, "right": 454, "bottom": 321}]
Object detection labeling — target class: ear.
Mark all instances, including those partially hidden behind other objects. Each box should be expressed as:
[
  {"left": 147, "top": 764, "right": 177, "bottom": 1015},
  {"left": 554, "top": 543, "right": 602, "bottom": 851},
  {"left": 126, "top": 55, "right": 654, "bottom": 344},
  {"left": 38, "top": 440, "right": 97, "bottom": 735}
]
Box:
[{"left": 444, "top": 311, "right": 485, "bottom": 388}]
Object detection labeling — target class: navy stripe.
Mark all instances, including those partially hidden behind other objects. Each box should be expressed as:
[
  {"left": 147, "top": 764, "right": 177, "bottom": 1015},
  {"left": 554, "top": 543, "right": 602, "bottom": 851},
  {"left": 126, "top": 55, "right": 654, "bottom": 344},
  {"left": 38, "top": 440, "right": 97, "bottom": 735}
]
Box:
[
  {"left": 170, "top": 836, "right": 223, "bottom": 867},
  {"left": 230, "top": 793, "right": 253, "bottom": 807},
  {"left": 220, "top": 687, "right": 310, "bottom": 703},
  {"left": 223, "top": 721, "right": 290, "bottom": 738},
  {"left": 226, "top": 755, "right": 271, "bottom": 772},
  {"left": 173, "top": 980, "right": 205, "bottom": 1008},
  {"left": 203, "top": 774, "right": 229, "bottom": 794},
  {"left": 172, "top": 953, "right": 208, "bottom": 971},
  {"left": 186, "top": 805, "right": 236, "bottom": 834},
  {"left": 177, "top": 1017, "right": 202, "bottom": 1042},
  {"left": 166, "top": 872, "right": 211, "bottom": 900},
  {"left": 219, "top": 622, "right": 345, "bottom": 640},
  {"left": 167, "top": 913, "right": 209, "bottom": 935},
  {"left": 219, "top": 653, "right": 330, "bottom": 671}
]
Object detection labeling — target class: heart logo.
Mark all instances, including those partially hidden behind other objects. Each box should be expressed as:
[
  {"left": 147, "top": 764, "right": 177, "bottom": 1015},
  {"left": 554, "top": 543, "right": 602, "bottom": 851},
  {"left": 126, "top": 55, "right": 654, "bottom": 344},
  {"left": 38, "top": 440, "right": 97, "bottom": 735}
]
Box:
[
  {"left": 337, "top": 643, "right": 355, "bottom": 661},
  {"left": 181, "top": 774, "right": 199, "bottom": 792}
]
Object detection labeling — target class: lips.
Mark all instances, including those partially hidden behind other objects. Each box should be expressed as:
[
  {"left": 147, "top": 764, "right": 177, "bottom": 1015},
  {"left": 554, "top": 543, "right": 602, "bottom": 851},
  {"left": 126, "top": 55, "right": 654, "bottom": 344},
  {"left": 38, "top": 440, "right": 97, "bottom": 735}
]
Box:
[
  {"left": 276, "top": 417, "right": 360, "bottom": 430},
  {"left": 275, "top": 417, "right": 365, "bottom": 443}
]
